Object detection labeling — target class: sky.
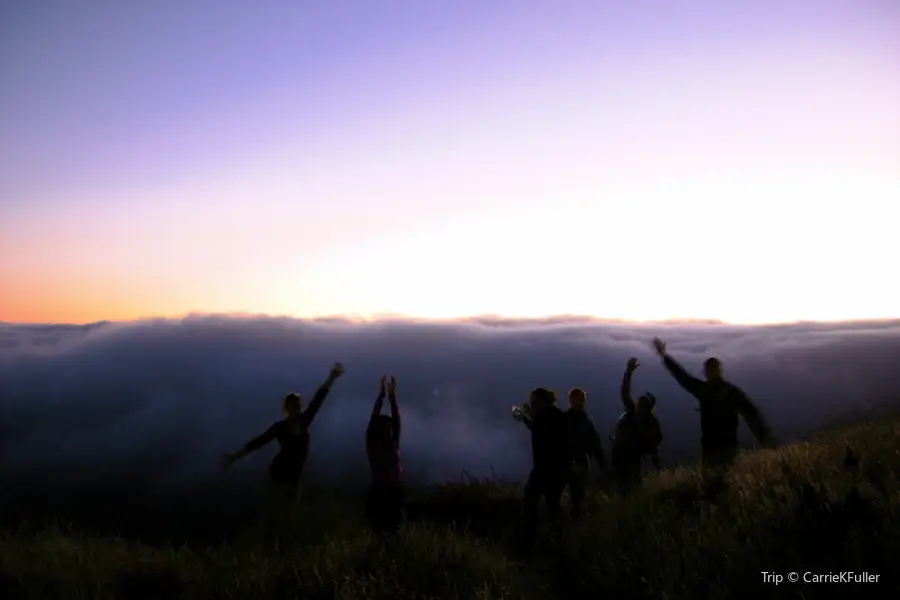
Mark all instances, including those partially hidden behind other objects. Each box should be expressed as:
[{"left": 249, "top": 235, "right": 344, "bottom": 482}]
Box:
[{"left": 1, "top": 0, "right": 898, "bottom": 325}]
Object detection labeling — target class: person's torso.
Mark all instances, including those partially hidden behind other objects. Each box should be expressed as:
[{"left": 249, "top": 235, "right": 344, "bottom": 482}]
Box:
[
  {"left": 568, "top": 411, "right": 594, "bottom": 463},
  {"left": 531, "top": 406, "right": 569, "bottom": 471},
  {"left": 613, "top": 412, "right": 641, "bottom": 453},
  {"left": 614, "top": 411, "right": 661, "bottom": 454},
  {"left": 269, "top": 419, "right": 311, "bottom": 478},
  {"left": 698, "top": 382, "right": 740, "bottom": 442},
  {"left": 367, "top": 438, "right": 404, "bottom": 484}
]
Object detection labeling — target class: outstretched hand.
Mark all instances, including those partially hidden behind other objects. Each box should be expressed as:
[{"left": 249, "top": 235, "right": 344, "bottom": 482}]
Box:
[
  {"left": 330, "top": 362, "right": 345, "bottom": 378},
  {"left": 652, "top": 337, "right": 667, "bottom": 356},
  {"left": 626, "top": 357, "right": 640, "bottom": 372},
  {"left": 388, "top": 375, "right": 397, "bottom": 396},
  {"left": 512, "top": 405, "right": 525, "bottom": 423}
]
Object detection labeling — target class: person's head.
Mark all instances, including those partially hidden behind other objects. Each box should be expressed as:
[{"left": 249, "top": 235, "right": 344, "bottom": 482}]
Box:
[
  {"left": 703, "top": 357, "right": 724, "bottom": 381},
  {"left": 568, "top": 388, "right": 587, "bottom": 411},
  {"left": 282, "top": 392, "right": 303, "bottom": 419},
  {"left": 529, "top": 387, "right": 557, "bottom": 415},
  {"left": 637, "top": 392, "right": 656, "bottom": 416}
]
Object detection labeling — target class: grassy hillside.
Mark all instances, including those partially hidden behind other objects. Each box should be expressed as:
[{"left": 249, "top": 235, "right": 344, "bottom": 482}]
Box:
[{"left": 2, "top": 415, "right": 899, "bottom": 600}]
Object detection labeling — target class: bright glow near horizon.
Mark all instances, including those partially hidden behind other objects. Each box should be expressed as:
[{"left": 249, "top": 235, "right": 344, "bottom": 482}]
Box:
[
  {"left": 1, "top": 1, "right": 898, "bottom": 325},
  {"left": 298, "top": 173, "right": 900, "bottom": 324}
]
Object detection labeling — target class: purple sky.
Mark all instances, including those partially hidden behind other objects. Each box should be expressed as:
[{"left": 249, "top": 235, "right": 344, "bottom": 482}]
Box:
[{"left": 2, "top": 0, "right": 898, "bottom": 324}]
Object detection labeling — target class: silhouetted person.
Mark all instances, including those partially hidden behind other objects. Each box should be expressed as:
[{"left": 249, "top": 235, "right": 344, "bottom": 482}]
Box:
[
  {"left": 612, "top": 358, "right": 663, "bottom": 492},
  {"left": 366, "top": 375, "right": 404, "bottom": 533},
  {"left": 515, "top": 387, "right": 570, "bottom": 549},
  {"left": 565, "top": 388, "right": 606, "bottom": 519},
  {"left": 221, "top": 362, "right": 345, "bottom": 540},
  {"left": 652, "top": 338, "right": 774, "bottom": 470}
]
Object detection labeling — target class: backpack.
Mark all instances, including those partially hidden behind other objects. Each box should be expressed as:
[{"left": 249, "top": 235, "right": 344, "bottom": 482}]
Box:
[{"left": 613, "top": 411, "right": 663, "bottom": 455}]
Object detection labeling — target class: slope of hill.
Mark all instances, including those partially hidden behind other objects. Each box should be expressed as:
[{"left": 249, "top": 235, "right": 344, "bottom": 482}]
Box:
[{"left": 2, "top": 414, "right": 898, "bottom": 599}]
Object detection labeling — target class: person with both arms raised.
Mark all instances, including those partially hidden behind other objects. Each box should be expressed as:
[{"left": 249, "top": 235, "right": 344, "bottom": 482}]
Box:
[{"left": 366, "top": 375, "right": 404, "bottom": 533}]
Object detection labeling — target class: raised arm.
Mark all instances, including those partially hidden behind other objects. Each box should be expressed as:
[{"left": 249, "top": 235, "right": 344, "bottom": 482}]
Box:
[
  {"left": 733, "top": 387, "right": 775, "bottom": 447},
  {"left": 653, "top": 338, "right": 704, "bottom": 399},
  {"left": 621, "top": 358, "right": 639, "bottom": 413},
  {"left": 387, "top": 376, "right": 401, "bottom": 442},
  {"left": 368, "top": 376, "right": 386, "bottom": 433},
  {"left": 303, "top": 362, "right": 345, "bottom": 425}
]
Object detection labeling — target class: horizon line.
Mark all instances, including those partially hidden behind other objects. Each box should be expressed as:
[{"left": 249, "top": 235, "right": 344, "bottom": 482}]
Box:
[{"left": 3, "top": 312, "right": 899, "bottom": 329}]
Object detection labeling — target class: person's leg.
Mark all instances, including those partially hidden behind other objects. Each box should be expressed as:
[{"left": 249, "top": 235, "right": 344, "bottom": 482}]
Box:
[
  {"left": 368, "top": 483, "right": 388, "bottom": 533},
  {"left": 282, "top": 481, "right": 302, "bottom": 544},
  {"left": 631, "top": 458, "right": 643, "bottom": 487},
  {"left": 722, "top": 444, "right": 738, "bottom": 468},
  {"left": 264, "top": 480, "right": 293, "bottom": 548},
  {"left": 615, "top": 454, "right": 642, "bottom": 495},
  {"left": 544, "top": 474, "right": 566, "bottom": 539},
  {"left": 284, "top": 481, "right": 300, "bottom": 523},
  {"left": 286, "top": 481, "right": 301, "bottom": 503},
  {"left": 568, "top": 471, "right": 587, "bottom": 520},
  {"left": 387, "top": 483, "right": 404, "bottom": 532},
  {"left": 701, "top": 444, "right": 737, "bottom": 501},
  {"left": 701, "top": 445, "right": 716, "bottom": 469},
  {"left": 261, "top": 480, "right": 277, "bottom": 546},
  {"left": 522, "top": 470, "right": 542, "bottom": 548},
  {"left": 702, "top": 444, "right": 738, "bottom": 471},
  {"left": 611, "top": 449, "right": 631, "bottom": 495},
  {"left": 366, "top": 483, "right": 378, "bottom": 531}
]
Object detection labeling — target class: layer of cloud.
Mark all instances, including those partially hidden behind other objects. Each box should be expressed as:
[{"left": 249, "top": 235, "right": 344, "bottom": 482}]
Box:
[{"left": 2, "top": 315, "right": 899, "bottom": 503}]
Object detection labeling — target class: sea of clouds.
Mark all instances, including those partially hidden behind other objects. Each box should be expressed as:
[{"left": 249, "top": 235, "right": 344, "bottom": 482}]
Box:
[{"left": 1, "top": 315, "right": 899, "bottom": 503}]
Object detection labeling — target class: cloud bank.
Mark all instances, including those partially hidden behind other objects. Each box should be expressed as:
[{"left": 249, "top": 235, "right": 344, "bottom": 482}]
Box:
[{"left": 1, "top": 315, "right": 899, "bottom": 507}]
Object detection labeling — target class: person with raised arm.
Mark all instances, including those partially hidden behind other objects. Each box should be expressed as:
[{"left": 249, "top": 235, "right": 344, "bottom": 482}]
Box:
[
  {"left": 366, "top": 375, "right": 404, "bottom": 533},
  {"left": 611, "top": 358, "right": 663, "bottom": 492},
  {"left": 221, "top": 362, "right": 345, "bottom": 538},
  {"left": 652, "top": 337, "right": 774, "bottom": 470}
]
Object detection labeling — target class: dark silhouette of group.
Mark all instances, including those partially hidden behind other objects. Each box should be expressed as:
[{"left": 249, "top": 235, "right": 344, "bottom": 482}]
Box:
[{"left": 221, "top": 336, "right": 775, "bottom": 547}]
